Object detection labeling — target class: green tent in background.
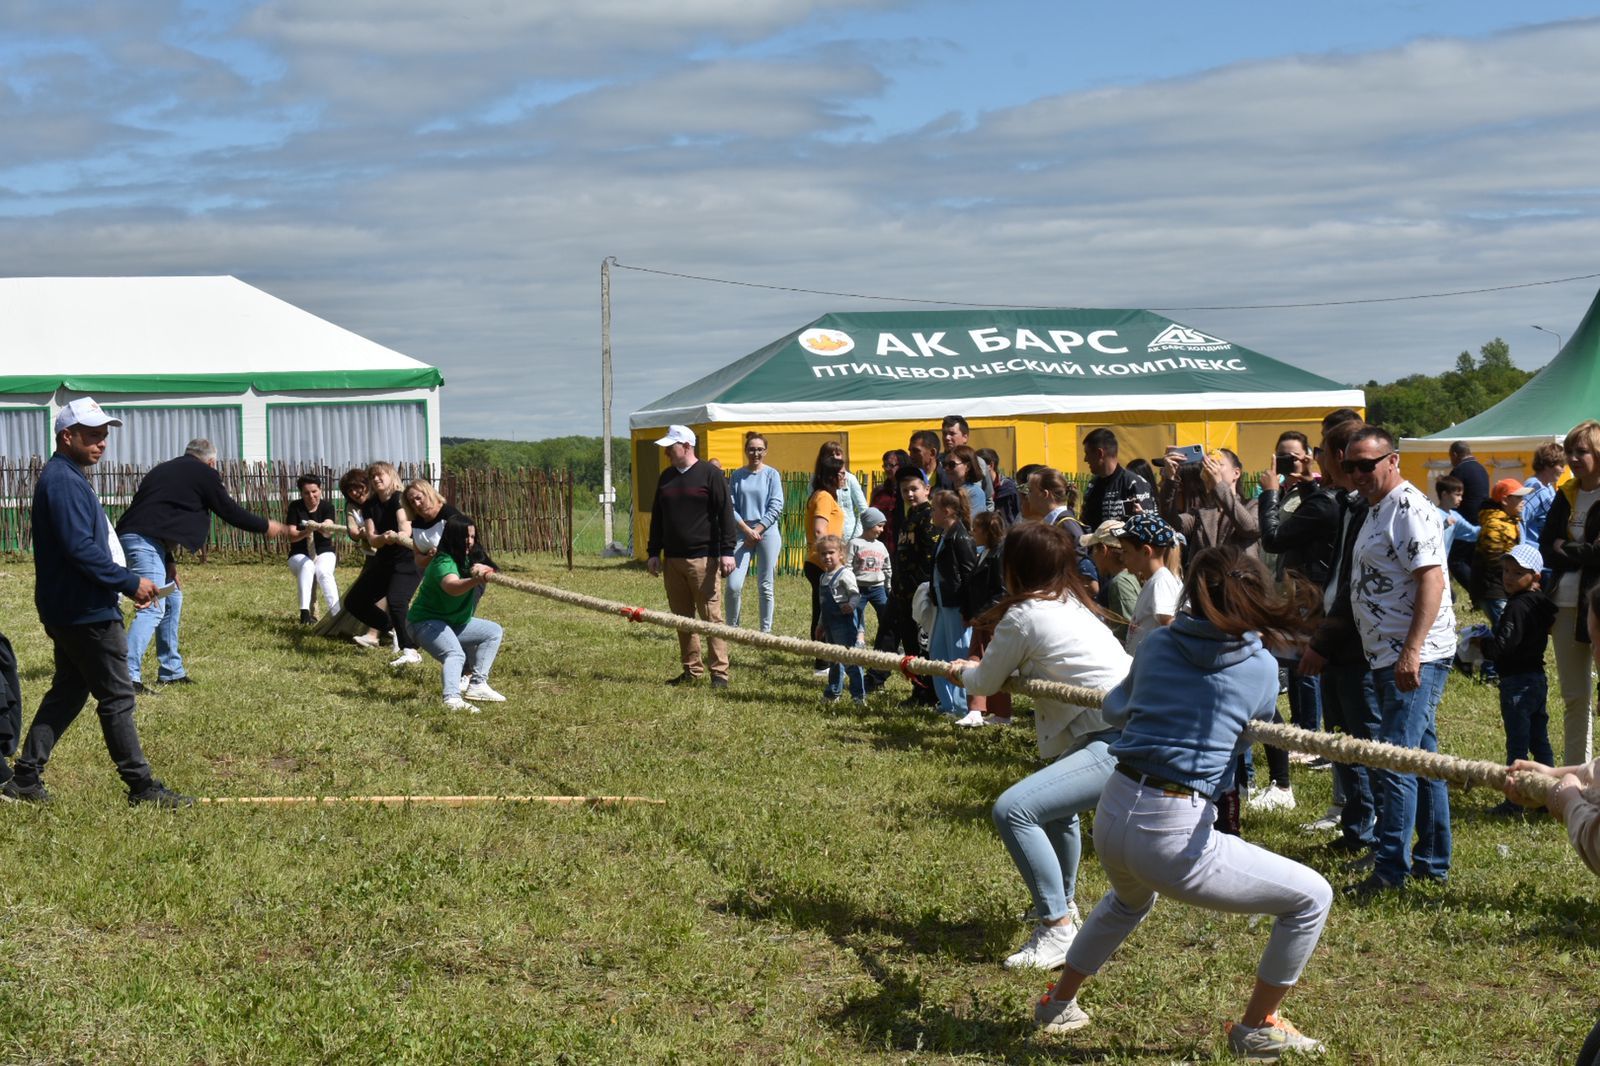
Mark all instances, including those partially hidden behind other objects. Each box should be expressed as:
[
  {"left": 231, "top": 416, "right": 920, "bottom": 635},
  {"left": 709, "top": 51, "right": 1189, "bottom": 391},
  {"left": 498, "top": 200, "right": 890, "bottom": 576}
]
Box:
[{"left": 1410, "top": 287, "right": 1600, "bottom": 447}]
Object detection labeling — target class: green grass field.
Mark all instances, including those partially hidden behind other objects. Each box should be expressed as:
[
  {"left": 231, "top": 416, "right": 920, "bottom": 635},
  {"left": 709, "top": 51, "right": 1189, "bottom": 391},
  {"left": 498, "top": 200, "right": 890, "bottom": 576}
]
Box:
[{"left": 0, "top": 556, "right": 1592, "bottom": 1064}]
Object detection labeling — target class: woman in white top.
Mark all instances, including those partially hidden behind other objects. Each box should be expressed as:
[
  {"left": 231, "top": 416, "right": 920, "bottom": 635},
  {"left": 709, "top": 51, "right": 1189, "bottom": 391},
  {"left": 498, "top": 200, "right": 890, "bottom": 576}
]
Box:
[
  {"left": 1118, "top": 512, "right": 1185, "bottom": 655},
  {"left": 1538, "top": 419, "right": 1600, "bottom": 765},
  {"left": 949, "top": 521, "right": 1133, "bottom": 970}
]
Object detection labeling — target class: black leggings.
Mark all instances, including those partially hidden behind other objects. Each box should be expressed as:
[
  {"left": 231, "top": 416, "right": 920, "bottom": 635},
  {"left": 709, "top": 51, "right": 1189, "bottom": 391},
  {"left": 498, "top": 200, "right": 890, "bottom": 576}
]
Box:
[
  {"left": 1579, "top": 1015, "right": 1600, "bottom": 1066},
  {"left": 344, "top": 555, "right": 421, "bottom": 650},
  {"left": 804, "top": 561, "right": 824, "bottom": 669}
]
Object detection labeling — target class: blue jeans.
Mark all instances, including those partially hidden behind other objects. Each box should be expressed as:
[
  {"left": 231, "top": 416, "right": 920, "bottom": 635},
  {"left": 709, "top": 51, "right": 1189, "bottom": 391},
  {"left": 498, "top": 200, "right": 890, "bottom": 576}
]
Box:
[
  {"left": 119, "top": 532, "right": 184, "bottom": 683},
  {"left": 1286, "top": 663, "right": 1322, "bottom": 732},
  {"left": 992, "top": 735, "right": 1117, "bottom": 922},
  {"left": 853, "top": 582, "right": 889, "bottom": 638},
  {"left": 726, "top": 528, "right": 782, "bottom": 633},
  {"left": 1319, "top": 663, "right": 1381, "bottom": 847},
  {"left": 929, "top": 606, "right": 970, "bottom": 713},
  {"left": 1371, "top": 660, "right": 1452, "bottom": 884},
  {"left": 411, "top": 616, "right": 504, "bottom": 699},
  {"left": 821, "top": 617, "right": 865, "bottom": 701},
  {"left": 1499, "top": 671, "right": 1554, "bottom": 765}
]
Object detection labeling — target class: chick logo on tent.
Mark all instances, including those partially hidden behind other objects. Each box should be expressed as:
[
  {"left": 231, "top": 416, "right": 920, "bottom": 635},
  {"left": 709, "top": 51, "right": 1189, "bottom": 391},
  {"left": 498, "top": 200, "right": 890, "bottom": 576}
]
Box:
[
  {"left": 799, "top": 328, "right": 855, "bottom": 356},
  {"left": 1148, "top": 324, "right": 1231, "bottom": 353}
]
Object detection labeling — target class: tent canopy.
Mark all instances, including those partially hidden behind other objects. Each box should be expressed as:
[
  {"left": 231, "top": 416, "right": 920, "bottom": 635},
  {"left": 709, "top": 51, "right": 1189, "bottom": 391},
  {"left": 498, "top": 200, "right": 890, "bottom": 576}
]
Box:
[
  {"left": 632, "top": 308, "right": 1361, "bottom": 427},
  {"left": 0, "top": 275, "right": 442, "bottom": 394},
  {"left": 1409, "top": 287, "right": 1600, "bottom": 447}
]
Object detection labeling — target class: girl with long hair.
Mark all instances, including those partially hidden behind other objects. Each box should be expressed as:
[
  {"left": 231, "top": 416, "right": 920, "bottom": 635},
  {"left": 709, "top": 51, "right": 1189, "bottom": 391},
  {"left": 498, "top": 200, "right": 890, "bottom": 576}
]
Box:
[
  {"left": 343, "top": 462, "right": 423, "bottom": 666},
  {"left": 949, "top": 522, "right": 1132, "bottom": 968},
  {"left": 1033, "top": 546, "right": 1332, "bottom": 1061},
  {"left": 928, "top": 488, "right": 976, "bottom": 715},
  {"left": 407, "top": 514, "right": 504, "bottom": 711}
]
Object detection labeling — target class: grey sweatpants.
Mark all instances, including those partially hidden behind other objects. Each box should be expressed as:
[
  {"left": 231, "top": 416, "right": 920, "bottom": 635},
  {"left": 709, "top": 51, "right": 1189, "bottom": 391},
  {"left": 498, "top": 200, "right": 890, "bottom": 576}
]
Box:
[{"left": 1065, "top": 769, "right": 1333, "bottom": 987}]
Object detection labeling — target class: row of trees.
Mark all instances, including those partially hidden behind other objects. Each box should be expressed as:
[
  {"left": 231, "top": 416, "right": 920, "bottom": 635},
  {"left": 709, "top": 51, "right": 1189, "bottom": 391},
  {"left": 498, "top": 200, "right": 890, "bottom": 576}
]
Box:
[{"left": 444, "top": 338, "right": 1541, "bottom": 486}]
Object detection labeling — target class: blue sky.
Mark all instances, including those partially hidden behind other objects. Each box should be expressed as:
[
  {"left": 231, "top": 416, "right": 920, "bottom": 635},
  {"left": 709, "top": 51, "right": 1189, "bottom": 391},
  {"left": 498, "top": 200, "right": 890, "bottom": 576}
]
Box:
[{"left": 5, "top": 1, "right": 1600, "bottom": 437}]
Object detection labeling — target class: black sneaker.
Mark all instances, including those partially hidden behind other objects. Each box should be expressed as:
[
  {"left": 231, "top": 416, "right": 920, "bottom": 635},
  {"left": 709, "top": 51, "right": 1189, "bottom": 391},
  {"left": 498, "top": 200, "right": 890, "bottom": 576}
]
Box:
[
  {"left": 133, "top": 681, "right": 160, "bottom": 696},
  {"left": 1342, "top": 873, "right": 1403, "bottom": 900},
  {"left": 299, "top": 609, "right": 314, "bottom": 625},
  {"left": 665, "top": 671, "right": 699, "bottom": 686},
  {"left": 161, "top": 676, "right": 196, "bottom": 686},
  {"left": 2, "top": 778, "right": 51, "bottom": 804},
  {"left": 128, "top": 781, "right": 195, "bottom": 809},
  {"left": 710, "top": 676, "right": 729, "bottom": 690}
]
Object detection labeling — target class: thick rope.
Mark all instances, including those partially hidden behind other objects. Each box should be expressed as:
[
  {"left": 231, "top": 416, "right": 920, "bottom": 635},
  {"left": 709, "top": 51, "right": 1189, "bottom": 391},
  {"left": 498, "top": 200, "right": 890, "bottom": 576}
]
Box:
[{"left": 304, "top": 521, "right": 1553, "bottom": 803}]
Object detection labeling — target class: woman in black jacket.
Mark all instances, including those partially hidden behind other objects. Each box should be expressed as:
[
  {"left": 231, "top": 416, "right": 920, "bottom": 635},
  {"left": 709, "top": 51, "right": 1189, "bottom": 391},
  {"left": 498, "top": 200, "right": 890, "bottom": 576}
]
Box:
[
  {"left": 929, "top": 489, "right": 977, "bottom": 716},
  {"left": 1538, "top": 420, "right": 1600, "bottom": 764}
]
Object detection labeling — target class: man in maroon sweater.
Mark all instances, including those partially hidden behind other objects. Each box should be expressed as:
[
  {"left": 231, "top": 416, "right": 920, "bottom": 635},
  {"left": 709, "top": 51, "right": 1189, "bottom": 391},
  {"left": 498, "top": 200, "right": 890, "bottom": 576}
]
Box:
[{"left": 646, "top": 425, "right": 737, "bottom": 688}]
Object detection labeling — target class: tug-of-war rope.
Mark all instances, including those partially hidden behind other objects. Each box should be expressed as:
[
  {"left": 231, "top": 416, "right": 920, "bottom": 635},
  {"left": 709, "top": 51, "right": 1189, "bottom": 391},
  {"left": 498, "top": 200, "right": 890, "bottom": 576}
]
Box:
[
  {"left": 294, "top": 520, "right": 1553, "bottom": 806},
  {"left": 486, "top": 572, "right": 1554, "bottom": 805}
]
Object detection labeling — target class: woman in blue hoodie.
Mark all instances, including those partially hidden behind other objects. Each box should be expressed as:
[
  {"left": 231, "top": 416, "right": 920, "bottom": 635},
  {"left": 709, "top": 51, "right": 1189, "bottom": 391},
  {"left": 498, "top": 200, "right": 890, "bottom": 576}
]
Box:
[{"left": 1033, "top": 545, "right": 1333, "bottom": 1062}]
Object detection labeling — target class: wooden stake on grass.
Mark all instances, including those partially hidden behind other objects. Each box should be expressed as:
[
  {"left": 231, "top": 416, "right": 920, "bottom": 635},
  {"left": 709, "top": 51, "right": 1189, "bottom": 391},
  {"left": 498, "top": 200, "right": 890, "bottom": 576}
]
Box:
[{"left": 199, "top": 794, "right": 665, "bottom": 808}]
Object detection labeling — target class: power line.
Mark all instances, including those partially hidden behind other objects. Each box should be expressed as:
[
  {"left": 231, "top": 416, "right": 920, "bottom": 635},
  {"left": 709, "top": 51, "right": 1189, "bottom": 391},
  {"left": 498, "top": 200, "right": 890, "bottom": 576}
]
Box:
[{"left": 608, "top": 259, "right": 1600, "bottom": 312}]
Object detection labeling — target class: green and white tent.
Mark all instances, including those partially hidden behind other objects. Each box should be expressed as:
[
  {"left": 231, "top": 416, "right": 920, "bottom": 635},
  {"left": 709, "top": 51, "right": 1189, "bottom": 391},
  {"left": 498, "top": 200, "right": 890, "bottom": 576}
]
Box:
[
  {"left": 1405, "top": 287, "right": 1600, "bottom": 450},
  {"left": 0, "top": 276, "right": 443, "bottom": 469},
  {"left": 632, "top": 307, "right": 1361, "bottom": 427}
]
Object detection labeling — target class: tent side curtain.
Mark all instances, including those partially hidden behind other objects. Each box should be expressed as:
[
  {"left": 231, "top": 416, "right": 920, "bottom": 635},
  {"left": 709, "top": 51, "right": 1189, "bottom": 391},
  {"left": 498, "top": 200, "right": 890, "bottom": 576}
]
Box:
[
  {"left": 267, "top": 401, "right": 427, "bottom": 471},
  {"left": 0, "top": 408, "right": 49, "bottom": 462},
  {"left": 102, "top": 406, "right": 243, "bottom": 467}
]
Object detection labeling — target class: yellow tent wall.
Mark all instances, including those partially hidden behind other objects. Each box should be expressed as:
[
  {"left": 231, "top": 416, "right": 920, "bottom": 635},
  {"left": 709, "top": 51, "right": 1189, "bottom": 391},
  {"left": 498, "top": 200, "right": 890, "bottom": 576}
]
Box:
[
  {"left": 1399, "top": 444, "right": 1553, "bottom": 498},
  {"left": 631, "top": 405, "right": 1340, "bottom": 557}
]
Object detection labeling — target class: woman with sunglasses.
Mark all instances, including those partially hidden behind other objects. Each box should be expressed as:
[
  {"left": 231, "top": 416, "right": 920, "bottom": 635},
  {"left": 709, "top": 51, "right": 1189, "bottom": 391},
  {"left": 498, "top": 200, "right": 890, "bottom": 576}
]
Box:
[
  {"left": 1539, "top": 419, "right": 1600, "bottom": 766},
  {"left": 726, "top": 432, "right": 785, "bottom": 633},
  {"left": 942, "top": 445, "right": 989, "bottom": 520}
]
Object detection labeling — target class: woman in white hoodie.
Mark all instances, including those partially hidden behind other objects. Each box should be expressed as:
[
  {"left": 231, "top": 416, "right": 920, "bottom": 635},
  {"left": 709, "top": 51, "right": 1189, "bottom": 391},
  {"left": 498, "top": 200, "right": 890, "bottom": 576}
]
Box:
[{"left": 948, "top": 521, "right": 1132, "bottom": 971}]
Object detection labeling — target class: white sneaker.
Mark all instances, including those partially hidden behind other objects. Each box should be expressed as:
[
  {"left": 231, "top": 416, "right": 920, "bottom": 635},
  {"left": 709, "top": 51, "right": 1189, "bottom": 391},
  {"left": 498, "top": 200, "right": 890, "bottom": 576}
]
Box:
[
  {"left": 462, "top": 682, "right": 506, "bottom": 703},
  {"left": 352, "top": 633, "right": 379, "bottom": 649},
  {"left": 1246, "top": 785, "right": 1297, "bottom": 812},
  {"left": 954, "top": 709, "right": 986, "bottom": 728},
  {"left": 1033, "top": 992, "right": 1090, "bottom": 1033},
  {"left": 1288, "top": 751, "right": 1319, "bottom": 765},
  {"left": 1300, "top": 806, "right": 1343, "bottom": 834},
  {"left": 390, "top": 649, "right": 422, "bottom": 667},
  {"left": 443, "top": 696, "right": 479, "bottom": 713},
  {"left": 1005, "top": 920, "right": 1078, "bottom": 969},
  {"left": 1226, "top": 1014, "right": 1325, "bottom": 1059},
  {"left": 813, "top": 667, "right": 831, "bottom": 681}
]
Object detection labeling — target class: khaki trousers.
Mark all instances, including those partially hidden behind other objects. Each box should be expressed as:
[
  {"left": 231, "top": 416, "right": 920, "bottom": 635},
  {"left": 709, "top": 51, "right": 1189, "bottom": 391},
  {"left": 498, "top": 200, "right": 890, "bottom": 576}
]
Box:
[
  {"left": 663, "top": 557, "right": 729, "bottom": 680},
  {"left": 1552, "top": 605, "right": 1595, "bottom": 765}
]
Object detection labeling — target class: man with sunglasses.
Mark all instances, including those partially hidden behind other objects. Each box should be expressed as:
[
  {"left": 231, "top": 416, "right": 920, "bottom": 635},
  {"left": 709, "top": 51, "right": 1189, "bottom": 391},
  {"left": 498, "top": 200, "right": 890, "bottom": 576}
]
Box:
[{"left": 1342, "top": 426, "right": 1456, "bottom": 896}]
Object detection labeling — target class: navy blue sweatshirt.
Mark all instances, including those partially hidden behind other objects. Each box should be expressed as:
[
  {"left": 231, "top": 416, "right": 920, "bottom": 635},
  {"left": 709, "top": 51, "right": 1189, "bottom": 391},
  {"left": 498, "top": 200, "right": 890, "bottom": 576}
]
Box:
[
  {"left": 33, "top": 453, "right": 141, "bottom": 626},
  {"left": 1479, "top": 588, "right": 1557, "bottom": 676},
  {"left": 116, "top": 454, "right": 268, "bottom": 552}
]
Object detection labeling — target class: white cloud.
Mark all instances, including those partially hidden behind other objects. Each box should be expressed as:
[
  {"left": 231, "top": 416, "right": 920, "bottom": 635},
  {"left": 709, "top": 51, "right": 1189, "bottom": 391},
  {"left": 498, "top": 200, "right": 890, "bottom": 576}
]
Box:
[{"left": 3, "top": 7, "right": 1600, "bottom": 442}]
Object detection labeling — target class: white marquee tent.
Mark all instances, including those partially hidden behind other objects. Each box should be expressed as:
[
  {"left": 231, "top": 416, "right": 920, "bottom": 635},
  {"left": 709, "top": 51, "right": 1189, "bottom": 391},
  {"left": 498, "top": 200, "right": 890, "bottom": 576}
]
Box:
[{"left": 0, "top": 276, "right": 443, "bottom": 469}]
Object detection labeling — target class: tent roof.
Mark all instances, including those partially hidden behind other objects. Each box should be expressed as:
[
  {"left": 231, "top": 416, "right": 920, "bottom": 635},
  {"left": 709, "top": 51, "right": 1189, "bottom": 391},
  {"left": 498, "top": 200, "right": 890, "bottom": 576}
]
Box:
[
  {"left": 0, "top": 275, "right": 441, "bottom": 394},
  {"left": 631, "top": 308, "right": 1361, "bottom": 428},
  {"left": 1409, "top": 288, "right": 1600, "bottom": 446}
]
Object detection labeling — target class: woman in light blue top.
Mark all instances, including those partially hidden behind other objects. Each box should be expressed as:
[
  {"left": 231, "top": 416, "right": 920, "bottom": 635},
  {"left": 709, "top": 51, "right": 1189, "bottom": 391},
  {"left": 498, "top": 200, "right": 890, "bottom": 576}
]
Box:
[
  {"left": 726, "top": 431, "right": 785, "bottom": 632},
  {"left": 943, "top": 444, "right": 989, "bottom": 519},
  {"left": 821, "top": 440, "right": 868, "bottom": 542}
]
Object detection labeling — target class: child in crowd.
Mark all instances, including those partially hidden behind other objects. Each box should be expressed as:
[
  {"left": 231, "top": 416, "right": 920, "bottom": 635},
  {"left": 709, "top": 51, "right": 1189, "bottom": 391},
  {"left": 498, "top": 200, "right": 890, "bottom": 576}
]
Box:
[
  {"left": 1116, "top": 513, "right": 1183, "bottom": 655},
  {"left": 1476, "top": 544, "right": 1557, "bottom": 815},
  {"left": 929, "top": 489, "right": 977, "bottom": 716},
  {"left": 1434, "top": 476, "right": 1479, "bottom": 555},
  {"left": 956, "top": 510, "right": 1009, "bottom": 727},
  {"left": 849, "top": 507, "right": 893, "bottom": 647},
  {"left": 1474, "top": 478, "right": 1532, "bottom": 625},
  {"left": 813, "top": 534, "right": 866, "bottom": 705},
  {"left": 894, "top": 469, "right": 940, "bottom": 707},
  {"left": 949, "top": 522, "right": 1132, "bottom": 970},
  {"left": 1083, "top": 520, "right": 1137, "bottom": 645},
  {"left": 1033, "top": 546, "right": 1332, "bottom": 1061}
]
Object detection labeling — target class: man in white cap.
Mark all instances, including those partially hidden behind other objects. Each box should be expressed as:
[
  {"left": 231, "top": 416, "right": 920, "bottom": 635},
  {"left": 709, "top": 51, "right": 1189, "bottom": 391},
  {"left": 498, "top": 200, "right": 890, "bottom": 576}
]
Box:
[
  {"left": 646, "top": 425, "right": 737, "bottom": 688},
  {"left": 4, "top": 399, "right": 191, "bottom": 806}
]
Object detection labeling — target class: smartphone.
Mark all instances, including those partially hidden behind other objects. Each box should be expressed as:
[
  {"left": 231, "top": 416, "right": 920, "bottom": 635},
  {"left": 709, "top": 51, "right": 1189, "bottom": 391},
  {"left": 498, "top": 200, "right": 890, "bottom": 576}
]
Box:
[
  {"left": 1275, "top": 454, "right": 1298, "bottom": 477},
  {"left": 1171, "top": 444, "right": 1205, "bottom": 465}
]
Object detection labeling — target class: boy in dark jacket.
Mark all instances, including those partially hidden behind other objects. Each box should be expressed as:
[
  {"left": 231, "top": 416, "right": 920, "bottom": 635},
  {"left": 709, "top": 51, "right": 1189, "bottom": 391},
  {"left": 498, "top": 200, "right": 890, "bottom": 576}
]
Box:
[{"left": 1475, "top": 544, "right": 1558, "bottom": 814}]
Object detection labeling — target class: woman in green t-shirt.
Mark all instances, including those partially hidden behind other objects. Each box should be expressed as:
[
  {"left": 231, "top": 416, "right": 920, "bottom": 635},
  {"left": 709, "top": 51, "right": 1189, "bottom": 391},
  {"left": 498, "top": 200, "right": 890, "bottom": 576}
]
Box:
[{"left": 407, "top": 514, "right": 504, "bottom": 712}]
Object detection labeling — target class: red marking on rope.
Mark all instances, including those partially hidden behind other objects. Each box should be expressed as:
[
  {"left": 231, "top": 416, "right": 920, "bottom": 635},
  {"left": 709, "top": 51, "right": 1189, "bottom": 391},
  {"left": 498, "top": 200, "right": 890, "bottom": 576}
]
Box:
[
  {"left": 899, "top": 655, "right": 918, "bottom": 681},
  {"left": 619, "top": 607, "right": 646, "bottom": 622}
]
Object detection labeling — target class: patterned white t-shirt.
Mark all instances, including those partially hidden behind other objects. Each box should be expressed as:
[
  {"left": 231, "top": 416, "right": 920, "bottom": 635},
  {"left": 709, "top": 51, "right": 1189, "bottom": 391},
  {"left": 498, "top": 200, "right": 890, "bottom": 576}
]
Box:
[{"left": 1350, "top": 480, "right": 1456, "bottom": 669}]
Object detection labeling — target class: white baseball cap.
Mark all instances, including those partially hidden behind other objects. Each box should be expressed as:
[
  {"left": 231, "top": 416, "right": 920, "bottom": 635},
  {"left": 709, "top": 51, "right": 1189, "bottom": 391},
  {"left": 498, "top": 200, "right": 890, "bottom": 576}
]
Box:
[
  {"left": 54, "top": 397, "right": 122, "bottom": 434},
  {"left": 654, "top": 425, "right": 696, "bottom": 448}
]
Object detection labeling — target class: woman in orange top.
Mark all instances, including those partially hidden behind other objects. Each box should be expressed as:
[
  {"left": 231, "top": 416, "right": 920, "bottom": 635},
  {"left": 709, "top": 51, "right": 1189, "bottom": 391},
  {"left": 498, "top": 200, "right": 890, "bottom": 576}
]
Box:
[{"left": 806, "top": 451, "right": 847, "bottom": 674}]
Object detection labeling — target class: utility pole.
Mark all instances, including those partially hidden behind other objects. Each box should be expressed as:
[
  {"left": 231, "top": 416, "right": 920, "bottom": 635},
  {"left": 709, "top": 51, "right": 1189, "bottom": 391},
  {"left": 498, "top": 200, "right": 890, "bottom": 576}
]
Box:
[{"left": 599, "top": 256, "right": 627, "bottom": 555}]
